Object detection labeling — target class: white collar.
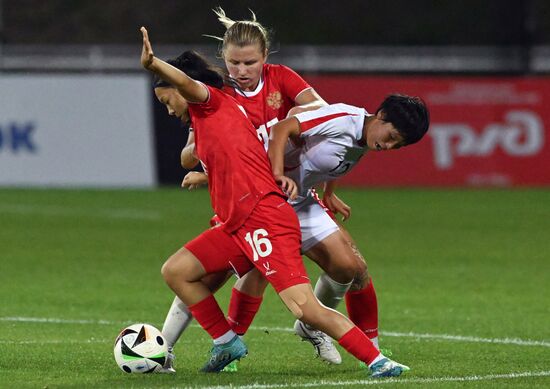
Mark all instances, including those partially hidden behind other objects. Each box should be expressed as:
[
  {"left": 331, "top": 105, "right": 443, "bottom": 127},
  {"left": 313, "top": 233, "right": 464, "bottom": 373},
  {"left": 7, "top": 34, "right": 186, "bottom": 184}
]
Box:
[{"left": 233, "top": 76, "right": 265, "bottom": 97}]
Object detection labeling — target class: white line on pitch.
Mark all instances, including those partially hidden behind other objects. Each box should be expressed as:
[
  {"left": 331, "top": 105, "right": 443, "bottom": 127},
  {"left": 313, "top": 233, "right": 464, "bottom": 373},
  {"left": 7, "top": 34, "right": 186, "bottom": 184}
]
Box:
[
  {"left": 381, "top": 330, "right": 550, "bottom": 348},
  {"left": 2, "top": 316, "right": 549, "bottom": 348},
  {"left": 0, "top": 317, "right": 121, "bottom": 325},
  {"left": 0, "top": 339, "right": 108, "bottom": 344},
  {"left": 193, "top": 371, "right": 550, "bottom": 389}
]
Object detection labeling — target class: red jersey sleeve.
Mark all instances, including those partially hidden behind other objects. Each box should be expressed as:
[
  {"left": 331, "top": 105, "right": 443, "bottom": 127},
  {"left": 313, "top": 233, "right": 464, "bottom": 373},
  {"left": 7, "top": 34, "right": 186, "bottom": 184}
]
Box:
[{"left": 275, "top": 65, "right": 311, "bottom": 102}]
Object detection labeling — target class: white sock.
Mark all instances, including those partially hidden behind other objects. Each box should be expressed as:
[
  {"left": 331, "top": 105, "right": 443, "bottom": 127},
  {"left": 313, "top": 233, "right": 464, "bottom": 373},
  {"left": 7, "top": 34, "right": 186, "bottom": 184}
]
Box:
[
  {"left": 313, "top": 273, "right": 352, "bottom": 309},
  {"left": 161, "top": 296, "right": 193, "bottom": 349},
  {"left": 213, "top": 330, "right": 237, "bottom": 345},
  {"left": 368, "top": 353, "right": 386, "bottom": 367},
  {"left": 370, "top": 336, "right": 379, "bottom": 349}
]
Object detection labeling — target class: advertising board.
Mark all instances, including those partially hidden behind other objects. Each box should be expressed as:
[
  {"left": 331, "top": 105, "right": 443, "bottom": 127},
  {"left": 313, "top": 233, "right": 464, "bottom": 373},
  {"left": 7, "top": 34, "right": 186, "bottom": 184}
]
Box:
[
  {"left": 0, "top": 75, "right": 155, "bottom": 187},
  {"left": 306, "top": 76, "right": 550, "bottom": 186}
]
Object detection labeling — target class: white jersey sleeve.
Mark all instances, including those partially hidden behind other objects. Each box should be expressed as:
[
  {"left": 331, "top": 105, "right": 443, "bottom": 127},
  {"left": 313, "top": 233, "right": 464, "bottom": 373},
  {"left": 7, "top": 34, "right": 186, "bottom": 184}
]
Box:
[{"left": 294, "top": 104, "right": 366, "bottom": 139}]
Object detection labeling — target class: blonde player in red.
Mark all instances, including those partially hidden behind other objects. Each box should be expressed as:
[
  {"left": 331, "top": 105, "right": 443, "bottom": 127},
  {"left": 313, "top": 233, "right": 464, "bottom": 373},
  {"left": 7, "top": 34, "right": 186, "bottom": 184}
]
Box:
[
  {"left": 140, "top": 27, "right": 408, "bottom": 378},
  {"left": 161, "top": 8, "right": 384, "bottom": 369}
]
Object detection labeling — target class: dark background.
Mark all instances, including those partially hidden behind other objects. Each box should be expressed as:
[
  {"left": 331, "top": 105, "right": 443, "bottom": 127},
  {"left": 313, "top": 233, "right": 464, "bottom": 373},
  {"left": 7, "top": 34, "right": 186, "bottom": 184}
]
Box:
[
  {"left": 2, "top": 0, "right": 548, "bottom": 46},
  {"left": 4, "top": 0, "right": 547, "bottom": 185}
]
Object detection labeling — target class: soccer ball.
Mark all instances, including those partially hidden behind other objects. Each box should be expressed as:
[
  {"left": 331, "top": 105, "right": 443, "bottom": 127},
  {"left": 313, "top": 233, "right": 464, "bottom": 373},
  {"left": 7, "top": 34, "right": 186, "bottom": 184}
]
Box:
[{"left": 113, "top": 323, "right": 168, "bottom": 373}]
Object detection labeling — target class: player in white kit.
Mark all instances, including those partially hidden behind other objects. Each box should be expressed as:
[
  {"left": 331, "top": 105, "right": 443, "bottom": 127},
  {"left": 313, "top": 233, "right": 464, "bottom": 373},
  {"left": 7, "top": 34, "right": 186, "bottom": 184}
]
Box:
[
  {"left": 270, "top": 96, "right": 429, "bottom": 190},
  {"left": 263, "top": 94, "right": 429, "bottom": 358}
]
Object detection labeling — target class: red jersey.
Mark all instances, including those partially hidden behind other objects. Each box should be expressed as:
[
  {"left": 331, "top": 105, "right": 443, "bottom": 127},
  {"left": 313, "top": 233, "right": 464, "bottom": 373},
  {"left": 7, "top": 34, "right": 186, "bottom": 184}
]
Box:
[
  {"left": 224, "top": 64, "right": 310, "bottom": 148},
  {"left": 188, "top": 85, "right": 284, "bottom": 233}
]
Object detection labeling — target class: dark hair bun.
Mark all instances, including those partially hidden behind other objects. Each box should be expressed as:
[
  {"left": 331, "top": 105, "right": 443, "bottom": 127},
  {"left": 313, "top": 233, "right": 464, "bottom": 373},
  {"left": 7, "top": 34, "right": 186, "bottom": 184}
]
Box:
[{"left": 153, "top": 50, "right": 225, "bottom": 90}]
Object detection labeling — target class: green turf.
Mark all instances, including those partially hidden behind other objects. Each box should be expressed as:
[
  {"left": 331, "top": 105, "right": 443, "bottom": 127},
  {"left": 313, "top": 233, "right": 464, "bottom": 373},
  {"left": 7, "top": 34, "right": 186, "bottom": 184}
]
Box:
[{"left": 1, "top": 188, "right": 549, "bottom": 388}]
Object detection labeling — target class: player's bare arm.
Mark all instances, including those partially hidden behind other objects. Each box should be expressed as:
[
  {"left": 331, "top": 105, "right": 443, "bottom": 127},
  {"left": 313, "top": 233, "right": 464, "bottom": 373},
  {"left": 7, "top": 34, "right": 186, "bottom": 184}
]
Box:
[
  {"left": 268, "top": 116, "right": 301, "bottom": 177},
  {"left": 182, "top": 171, "right": 208, "bottom": 190},
  {"left": 287, "top": 88, "right": 327, "bottom": 117},
  {"left": 181, "top": 131, "right": 199, "bottom": 169},
  {"left": 268, "top": 117, "right": 300, "bottom": 200},
  {"left": 295, "top": 88, "right": 327, "bottom": 107},
  {"left": 140, "top": 27, "right": 208, "bottom": 103},
  {"left": 277, "top": 175, "right": 298, "bottom": 200},
  {"left": 323, "top": 181, "right": 352, "bottom": 221}
]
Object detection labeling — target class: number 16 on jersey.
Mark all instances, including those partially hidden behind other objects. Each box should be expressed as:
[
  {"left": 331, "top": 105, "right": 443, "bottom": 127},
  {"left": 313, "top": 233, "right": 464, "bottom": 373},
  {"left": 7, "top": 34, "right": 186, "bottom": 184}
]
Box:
[{"left": 244, "top": 228, "right": 273, "bottom": 261}]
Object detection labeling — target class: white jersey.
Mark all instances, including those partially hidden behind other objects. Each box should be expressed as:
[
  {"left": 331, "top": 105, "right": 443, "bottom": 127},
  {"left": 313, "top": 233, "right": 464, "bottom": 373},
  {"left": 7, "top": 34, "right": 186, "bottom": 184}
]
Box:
[{"left": 285, "top": 103, "right": 368, "bottom": 204}]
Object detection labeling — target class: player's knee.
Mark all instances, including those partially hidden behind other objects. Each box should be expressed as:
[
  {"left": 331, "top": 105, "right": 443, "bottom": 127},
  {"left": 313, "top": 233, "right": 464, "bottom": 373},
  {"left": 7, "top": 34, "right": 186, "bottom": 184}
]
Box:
[
  {"left": 279, "top": 288, "right": 310, "bottom": 319},
  {"left": 161, "top": 257, "right": 178, "bottom": 284},
  {"left": 330, "top": 260, "right": 357, "bottom": 283},
  {"left": 161, "top": 249, "right": 192, "bottom": 284},
  {"left": 346, "top": 254, "right": 368, "bottom": 287},
  {"left": 287, "top": 300, "right": 304, "bottom": 319},
  {"left": 334, "top": 248, "right": 365, "bottom": 279},
  {"left": 350, "top": 271, "right": 370, "bottom": 292}
]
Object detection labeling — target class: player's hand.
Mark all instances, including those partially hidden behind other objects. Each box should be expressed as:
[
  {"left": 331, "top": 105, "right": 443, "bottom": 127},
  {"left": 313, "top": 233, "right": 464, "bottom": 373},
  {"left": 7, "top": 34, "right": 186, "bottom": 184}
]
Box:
[
  {"left": 323, "top": 192, "right": 351, "bottom": 221},
  {"left": 275, "top": 175, "right": 298, "bottom": 200},
  {"left": 140, "top": 26, "right": 154, "bottom": 69},
  {"left": 181, "top": 171, "right": 208, "bottom": 191}
]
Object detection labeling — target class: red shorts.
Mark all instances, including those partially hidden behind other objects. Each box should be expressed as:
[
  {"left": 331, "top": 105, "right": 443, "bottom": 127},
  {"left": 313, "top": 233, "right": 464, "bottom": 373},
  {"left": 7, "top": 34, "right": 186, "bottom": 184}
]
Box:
[
  {"left": 185, "top": 225, "right": 252, "bottom": 277},
  {"left": 185, "top": 194, "right": 309, "bottom": 293}
]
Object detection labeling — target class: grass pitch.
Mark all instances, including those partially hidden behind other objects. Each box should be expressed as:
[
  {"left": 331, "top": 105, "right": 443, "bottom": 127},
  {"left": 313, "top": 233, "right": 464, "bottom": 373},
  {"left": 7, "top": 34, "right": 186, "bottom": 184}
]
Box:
[{"left": 1, "top": 188, "right": 549, "bottom": 388}]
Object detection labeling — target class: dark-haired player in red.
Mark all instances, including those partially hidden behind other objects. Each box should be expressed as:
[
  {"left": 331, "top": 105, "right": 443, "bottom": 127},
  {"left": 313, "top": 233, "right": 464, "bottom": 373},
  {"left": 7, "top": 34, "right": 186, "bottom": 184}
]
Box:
[{"left": 140, "top": 26, "right": 408, "bottom": 378}]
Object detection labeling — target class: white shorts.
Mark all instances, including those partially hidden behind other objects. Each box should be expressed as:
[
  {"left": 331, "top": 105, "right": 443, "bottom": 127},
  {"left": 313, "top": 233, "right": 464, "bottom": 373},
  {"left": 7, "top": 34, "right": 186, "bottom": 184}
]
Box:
[{"left": 293, "top": 194, "right": 339, "bottom": 252}]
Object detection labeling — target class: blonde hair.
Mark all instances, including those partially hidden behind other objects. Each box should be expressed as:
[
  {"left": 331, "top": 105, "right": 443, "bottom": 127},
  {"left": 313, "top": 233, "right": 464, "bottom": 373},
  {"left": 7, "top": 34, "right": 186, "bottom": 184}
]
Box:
[{"left": 210, "top": 7, "right": 270, "bottom": 57}]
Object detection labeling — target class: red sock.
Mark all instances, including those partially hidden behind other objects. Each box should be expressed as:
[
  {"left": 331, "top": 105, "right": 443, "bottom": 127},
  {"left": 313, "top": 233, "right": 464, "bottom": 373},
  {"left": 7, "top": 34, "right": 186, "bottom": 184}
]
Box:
[
  {"left": 188, "top": 295, "right": 231, "bottom": 339},
  {"left": 338, "top": 326, "right": 381, "bottom": 364},
  {"left": 227, "top": 288, "right": 263, "bottom": 335},
  {"left": 345, "top": 278, "right": 379, "bottom": 339}
]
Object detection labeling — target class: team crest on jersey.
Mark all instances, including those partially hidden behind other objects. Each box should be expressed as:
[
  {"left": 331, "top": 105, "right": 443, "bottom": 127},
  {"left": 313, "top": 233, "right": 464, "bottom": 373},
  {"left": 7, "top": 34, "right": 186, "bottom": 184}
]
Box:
[{"left": 267, "top": 91, "right": 283, "bottom": 109}]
